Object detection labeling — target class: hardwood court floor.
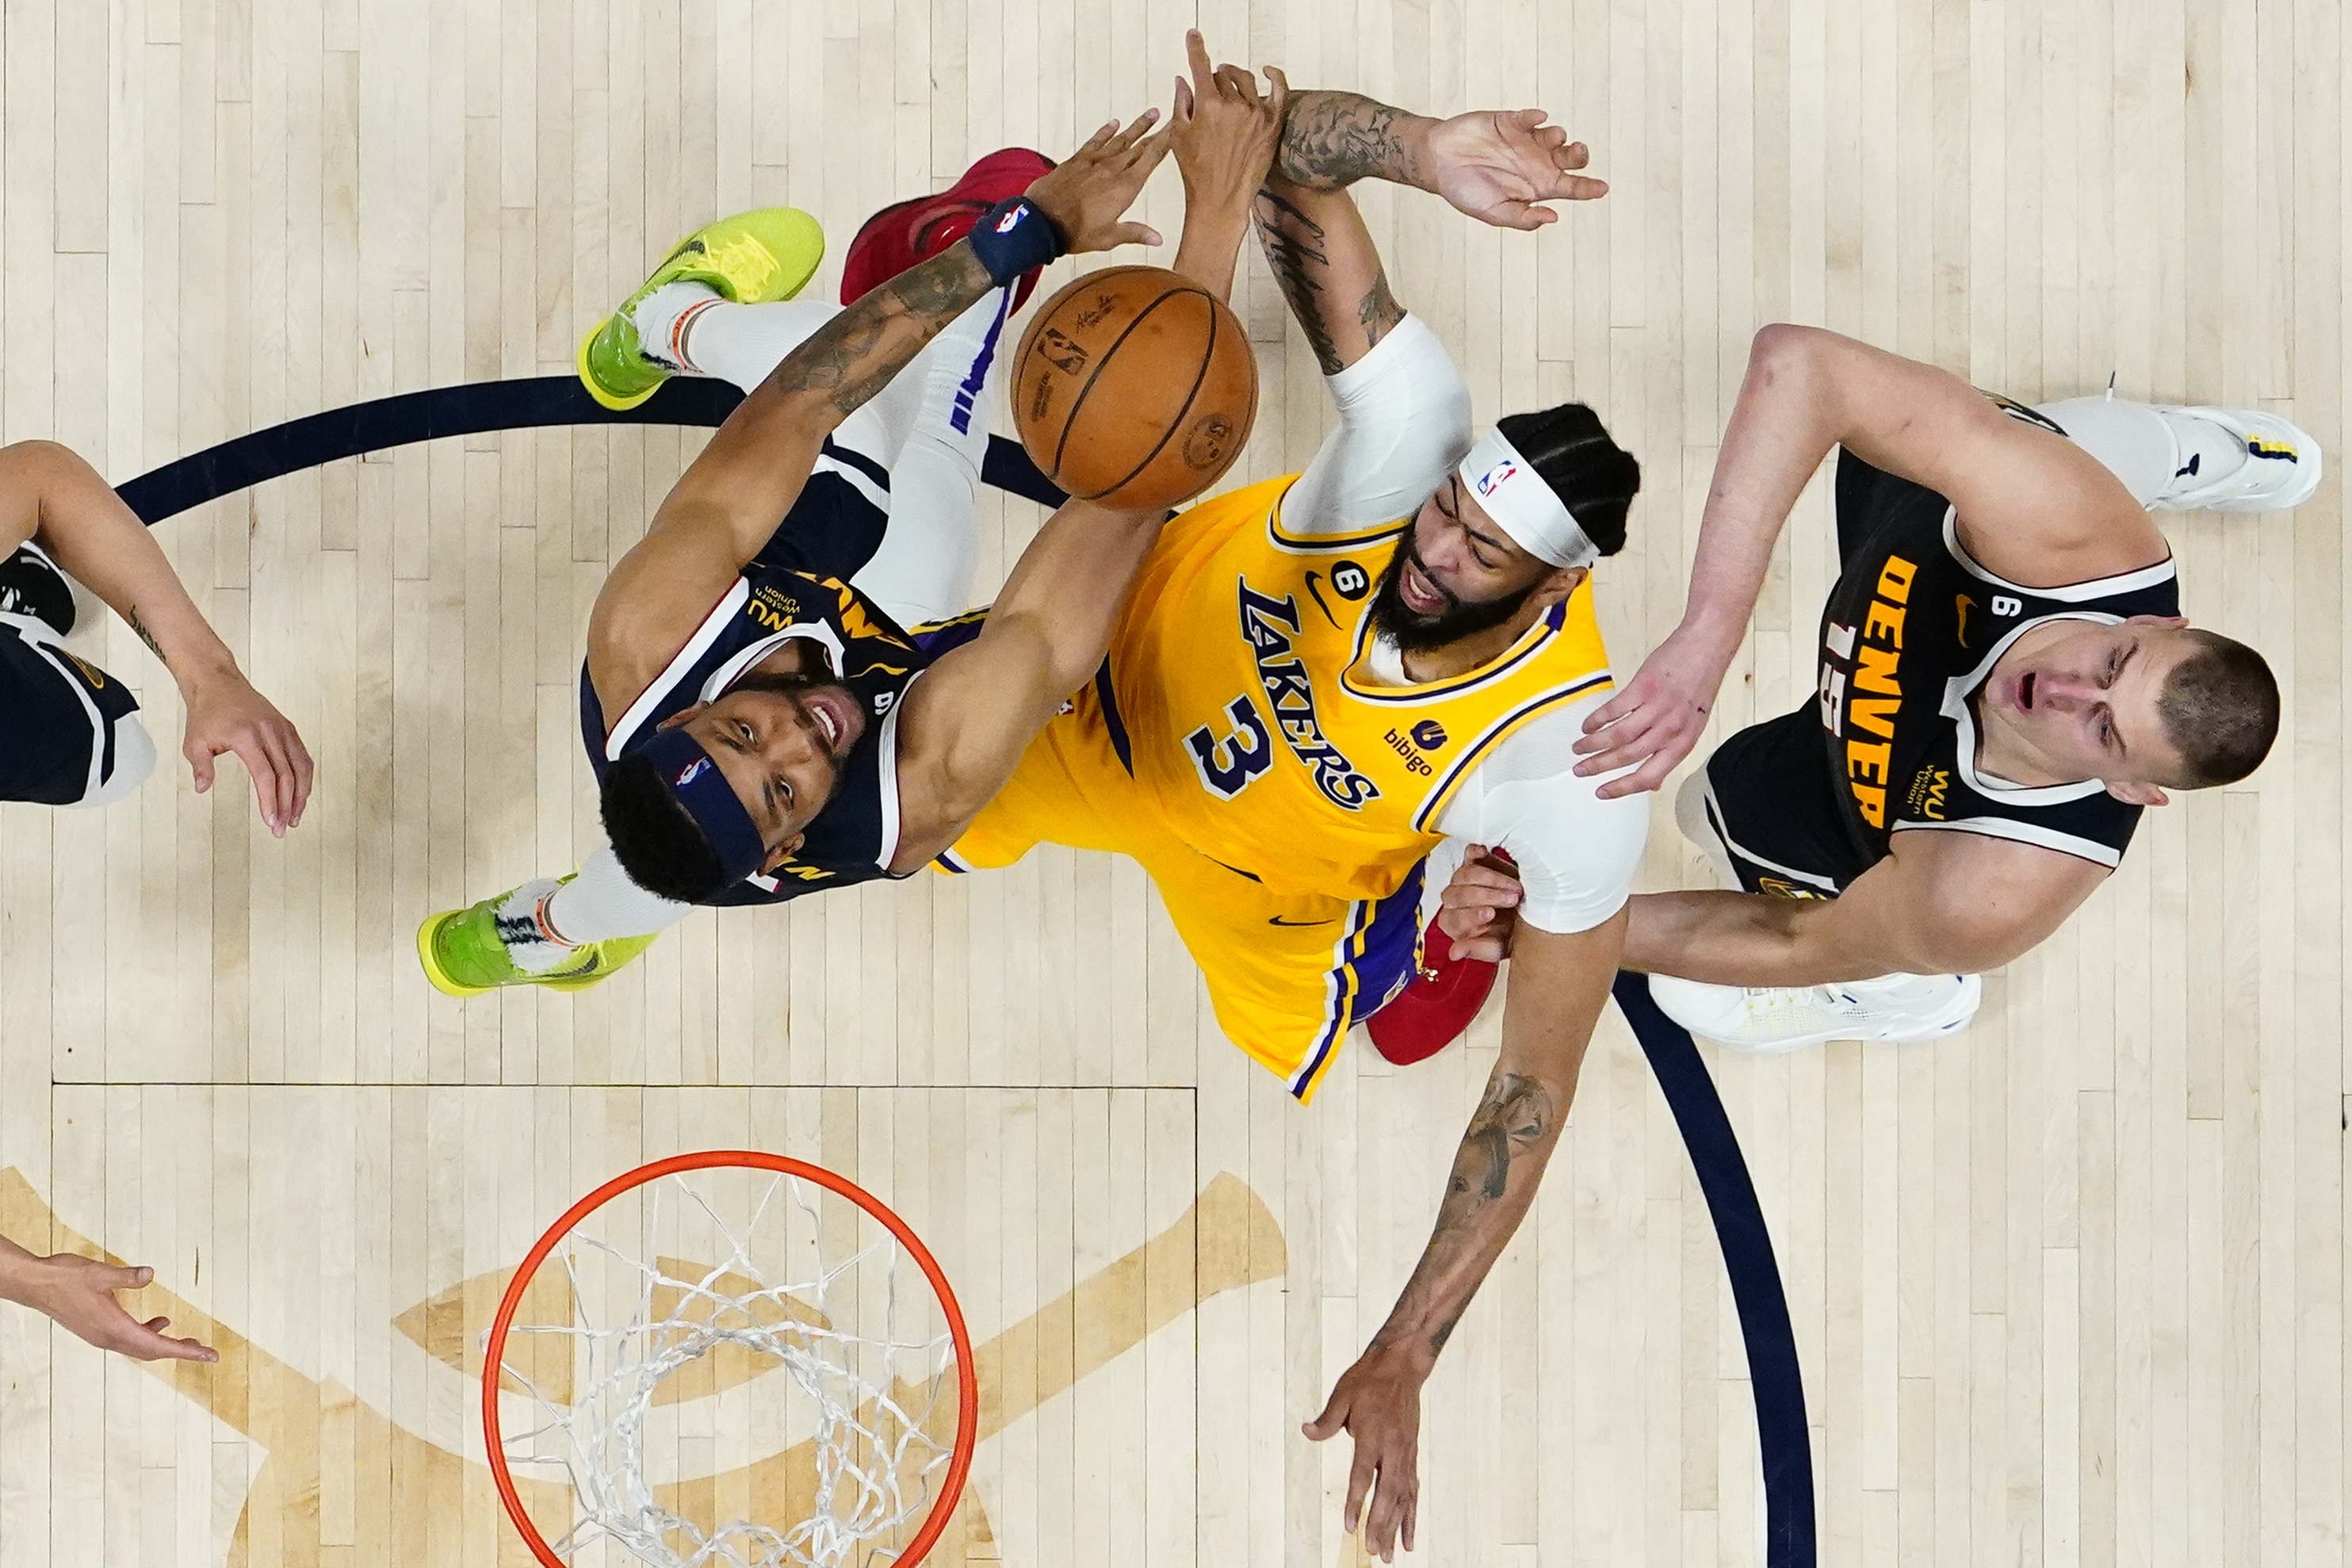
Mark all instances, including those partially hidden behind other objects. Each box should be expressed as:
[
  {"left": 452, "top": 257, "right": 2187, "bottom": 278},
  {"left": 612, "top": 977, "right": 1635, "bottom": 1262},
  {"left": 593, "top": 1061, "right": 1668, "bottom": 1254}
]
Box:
[{"left": 0, "top": 2, "right": 2342, "bottom": 1565}]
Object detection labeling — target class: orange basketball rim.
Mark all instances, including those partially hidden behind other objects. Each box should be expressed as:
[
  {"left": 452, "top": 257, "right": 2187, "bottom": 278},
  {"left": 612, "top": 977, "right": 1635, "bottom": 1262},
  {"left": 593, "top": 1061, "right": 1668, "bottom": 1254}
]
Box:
[{"left": 482, "top": 1149, "right": 981, "bottom": 1568}]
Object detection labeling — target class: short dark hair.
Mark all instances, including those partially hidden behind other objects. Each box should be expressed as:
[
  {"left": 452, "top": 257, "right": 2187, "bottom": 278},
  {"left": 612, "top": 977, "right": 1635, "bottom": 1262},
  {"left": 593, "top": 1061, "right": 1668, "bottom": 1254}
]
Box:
[
  {"left": 1493, "top": 403, "right": 1643, "bottom": 557},
  {"left": 2155, "top": 629, "right": 2278, "bottom": 788},
  {"left": 600, "top": 751, "right": 732, "bottom": 904}
]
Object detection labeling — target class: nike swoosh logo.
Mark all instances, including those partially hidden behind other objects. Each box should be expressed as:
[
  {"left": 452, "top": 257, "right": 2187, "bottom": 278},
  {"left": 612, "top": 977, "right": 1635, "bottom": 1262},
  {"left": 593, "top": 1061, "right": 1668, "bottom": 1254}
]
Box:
[
  {"left": 1267, "top": 916, "right": 1333, "bottom": 927},
  {"left": 1303, "top": 572, "right": 1341, "bottom": 629}
]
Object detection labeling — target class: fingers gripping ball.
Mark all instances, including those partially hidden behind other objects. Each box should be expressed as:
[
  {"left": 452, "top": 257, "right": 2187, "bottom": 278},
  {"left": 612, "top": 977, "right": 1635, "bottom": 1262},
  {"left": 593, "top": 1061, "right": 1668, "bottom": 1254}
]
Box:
[{"left": 1012, "top": 265, "right": 1257, "bottom": 511}]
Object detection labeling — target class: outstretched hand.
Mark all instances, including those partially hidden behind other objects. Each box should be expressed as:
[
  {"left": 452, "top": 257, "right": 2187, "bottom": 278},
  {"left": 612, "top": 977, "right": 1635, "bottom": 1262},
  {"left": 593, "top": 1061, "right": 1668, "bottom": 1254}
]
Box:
[
  {"left": 1305, "top": 1341, "right": 1430, "bottom": 1562},
  {"left": 1425, "top": 108, "right": 1608, "bottom": 230},
  {"left": 1169, "top": 30, "right": 1288, "bottom": 220},
  {"left": 1571, "top": 623, "right": 1734, "bottom": 796},
  {"left": 19, "top": 1254, "right": 216, "bottom": 1363},
  {"left": 182, "top": 670, "right": 315, "bottom": 836},
  {"left": 1027, "top": 113, "right": 1172, "bottom": 254}
]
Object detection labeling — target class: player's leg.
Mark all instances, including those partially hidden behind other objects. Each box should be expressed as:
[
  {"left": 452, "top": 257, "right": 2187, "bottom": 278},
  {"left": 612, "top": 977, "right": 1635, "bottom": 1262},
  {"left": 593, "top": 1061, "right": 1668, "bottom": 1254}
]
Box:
[{"left": 2035, "top": 392, "right": 2322, "bottom": 512}]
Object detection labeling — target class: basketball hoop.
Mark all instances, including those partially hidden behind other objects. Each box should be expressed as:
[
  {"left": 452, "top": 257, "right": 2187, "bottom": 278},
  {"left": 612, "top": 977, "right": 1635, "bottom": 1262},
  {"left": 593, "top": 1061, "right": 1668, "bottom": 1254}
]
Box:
[{"left": 482, "top": 1150, "right": 979, "bottom": 1568}]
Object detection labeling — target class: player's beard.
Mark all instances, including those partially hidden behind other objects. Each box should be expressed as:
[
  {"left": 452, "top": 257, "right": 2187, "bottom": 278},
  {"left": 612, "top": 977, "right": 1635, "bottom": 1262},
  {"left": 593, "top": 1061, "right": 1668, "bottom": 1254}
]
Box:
[{"left": 1366, "top": 532, "right": 1541, "bottom": 655}]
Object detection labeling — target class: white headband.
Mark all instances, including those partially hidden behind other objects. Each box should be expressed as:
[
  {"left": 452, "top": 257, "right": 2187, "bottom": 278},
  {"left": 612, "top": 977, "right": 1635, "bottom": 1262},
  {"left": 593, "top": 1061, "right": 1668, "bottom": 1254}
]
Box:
[{"left": 1455, "top": 428, "right": 1598, "bottom": 570}]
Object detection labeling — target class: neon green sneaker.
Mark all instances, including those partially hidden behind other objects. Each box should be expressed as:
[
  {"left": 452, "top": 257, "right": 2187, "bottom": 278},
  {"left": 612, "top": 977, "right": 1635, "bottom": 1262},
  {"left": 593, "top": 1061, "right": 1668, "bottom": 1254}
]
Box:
[
  {"left": 416, "top": 884, "right": 660, "bottom": 998},
  {"left": 577, "top": 207, "right": 828, "bottom": 411}
]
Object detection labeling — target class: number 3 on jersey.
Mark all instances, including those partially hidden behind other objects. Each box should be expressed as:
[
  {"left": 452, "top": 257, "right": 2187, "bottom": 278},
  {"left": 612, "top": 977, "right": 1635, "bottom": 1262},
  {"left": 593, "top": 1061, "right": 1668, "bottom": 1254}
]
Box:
[{"left": 1186, "top": 694, "right": 1275, "bottom": 799}]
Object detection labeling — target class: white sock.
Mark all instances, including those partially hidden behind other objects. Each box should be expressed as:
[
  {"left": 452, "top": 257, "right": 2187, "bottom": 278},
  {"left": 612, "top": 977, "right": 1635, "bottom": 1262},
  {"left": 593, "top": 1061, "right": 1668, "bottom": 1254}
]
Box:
[
  {"left": 631, "top": 281, "right": 725, "bottom": 371},
  {"left": 675, "top": 296, "right": 847, "bottom": 392},
  {"left": 493, "top": 877, "right": 579, "bottom": 974},
  {"left": 541, "top": 847, "right": 694, "bottom": 947}
]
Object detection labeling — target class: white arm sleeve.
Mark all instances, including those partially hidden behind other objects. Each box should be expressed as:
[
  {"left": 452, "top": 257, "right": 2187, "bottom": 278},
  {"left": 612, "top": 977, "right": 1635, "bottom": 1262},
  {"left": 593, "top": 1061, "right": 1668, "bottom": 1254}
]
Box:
[
  {"left": 1279, "top": 313, "right": 1475, "bottom": 537},
  {"left": 1428, "top": 695, "right": 1652, "bottom": 934}
]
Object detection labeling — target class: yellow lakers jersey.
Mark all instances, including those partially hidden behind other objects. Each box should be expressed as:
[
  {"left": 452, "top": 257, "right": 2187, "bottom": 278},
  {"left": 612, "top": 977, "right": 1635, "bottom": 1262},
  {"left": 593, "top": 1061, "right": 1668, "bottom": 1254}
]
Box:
[{"left": 1104, "top": 473, "right": 1617, "bottom": 901}]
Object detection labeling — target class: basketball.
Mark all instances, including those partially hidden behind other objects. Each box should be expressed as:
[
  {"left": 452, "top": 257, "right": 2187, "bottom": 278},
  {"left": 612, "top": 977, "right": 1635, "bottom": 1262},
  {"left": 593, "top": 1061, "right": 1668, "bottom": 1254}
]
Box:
[{"left": 1010, "top": 264, "right": 1258, "bottom": 511}]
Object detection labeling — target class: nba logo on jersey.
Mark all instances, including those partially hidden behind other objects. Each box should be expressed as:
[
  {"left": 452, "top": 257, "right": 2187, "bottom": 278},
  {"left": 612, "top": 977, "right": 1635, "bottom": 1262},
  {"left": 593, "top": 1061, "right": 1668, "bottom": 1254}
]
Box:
[
  {"left": 675, "top": 757, "right": 711, "bottom": 787},
  {"left": 1474, "top": 459, "right": 1519, "bottom": 498}
]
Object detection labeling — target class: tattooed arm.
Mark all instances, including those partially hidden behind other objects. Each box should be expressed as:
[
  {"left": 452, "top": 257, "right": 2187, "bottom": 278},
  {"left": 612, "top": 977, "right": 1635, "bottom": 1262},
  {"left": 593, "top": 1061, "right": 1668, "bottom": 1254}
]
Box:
[
  {"left": 591, "top": 115, "right": 1168, "bottom": 709},
  {"left": 1275, "top": 90, "right": 1608, "bottom": 224},
  {"left": 1253, "top": 90, "right": 1601, "bottom": 375},
  {"left": 1304, "top": 908, "right": 1627, "bottom": 1563},
  {"left": 1252, "top": 177, "right": 1402, "bottom": 376},
  {"left": 0, "top": 441, "right": 313, "bottom": 832}
]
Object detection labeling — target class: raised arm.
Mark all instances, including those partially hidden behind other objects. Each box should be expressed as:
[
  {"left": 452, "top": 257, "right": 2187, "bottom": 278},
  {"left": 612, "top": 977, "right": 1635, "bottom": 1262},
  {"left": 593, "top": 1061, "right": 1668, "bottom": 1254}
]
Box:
[
  {"left": 1574, "top": 325, "right": 2167, "bottom": 796},
  {"left": 885, "top": 63, "right": 1279, "bottom": 865},
  {"left": 1306, "top": 911, "right": 1625, "bottom": 1563},
  {"left": 886, "top": 497, "right": 1168, "bottom": 863},
  {"left": 589, "top": 117, "right": 1171, "bottom": 701},
  {"left": 0, "top": 441, "right": 312, "bottom": 832},
  {"left": 1252, "top": 81, "right": 1605, "bottom": 375}
]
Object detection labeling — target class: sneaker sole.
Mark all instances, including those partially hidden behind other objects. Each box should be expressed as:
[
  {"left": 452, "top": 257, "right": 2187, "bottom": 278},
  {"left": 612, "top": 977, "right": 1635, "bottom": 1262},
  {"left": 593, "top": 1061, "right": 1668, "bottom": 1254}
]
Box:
[
  {"left": 415, "top": 908, "right": 619, "bottom": 996},
  {"left": 415, "top": 909, "right": 496, "bottom": 999}
]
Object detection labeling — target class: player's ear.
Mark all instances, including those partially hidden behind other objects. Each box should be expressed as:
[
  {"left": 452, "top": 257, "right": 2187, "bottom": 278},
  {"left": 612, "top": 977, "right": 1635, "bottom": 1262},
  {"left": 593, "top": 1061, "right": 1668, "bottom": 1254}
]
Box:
[
  {"left": 1532, "top": 563, "right": 1588, "bottom": 608},
  {"left": 760, "top": 834, "right": 805, "bottom": 874},
  {"left": 2124, "top": 613, "right": 2189, "bottom": 630},
  {"left": 656, "top": 701, "right": 710, "bottom": 732},
  {"left": 2105, "top": 778, "right": 2170, "bottom": 807}
]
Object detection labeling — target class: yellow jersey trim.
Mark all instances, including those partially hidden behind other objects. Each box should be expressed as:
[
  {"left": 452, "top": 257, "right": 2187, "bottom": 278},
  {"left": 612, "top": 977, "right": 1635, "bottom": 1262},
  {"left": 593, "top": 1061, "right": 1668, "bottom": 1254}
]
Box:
[{"left": 1338, "top": 601, "right": 1570, "bottom": 705}]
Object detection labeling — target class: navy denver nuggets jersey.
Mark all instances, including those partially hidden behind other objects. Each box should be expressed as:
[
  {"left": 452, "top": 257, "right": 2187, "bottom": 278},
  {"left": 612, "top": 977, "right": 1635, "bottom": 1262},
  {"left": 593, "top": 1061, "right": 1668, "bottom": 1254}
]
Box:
[
  {"left": 1708, "top": 447, "right": 2179, "bottom": 890},
  {"left": 579, "top": 461, "right": 932, "bottom": 907}
]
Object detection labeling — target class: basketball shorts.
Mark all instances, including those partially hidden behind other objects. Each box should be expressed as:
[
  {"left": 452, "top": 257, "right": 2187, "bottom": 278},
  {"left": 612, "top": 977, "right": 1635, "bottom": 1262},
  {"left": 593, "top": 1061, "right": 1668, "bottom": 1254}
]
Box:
[
  {"left": 0, "top": 614, "right": 155, "bottom": 807},
  {"left": 1688, "top": 709, "right": 1868, "bottom": 899},
  {"left": 937, "top": 673, "right": 1425, "bottom": 1103}
]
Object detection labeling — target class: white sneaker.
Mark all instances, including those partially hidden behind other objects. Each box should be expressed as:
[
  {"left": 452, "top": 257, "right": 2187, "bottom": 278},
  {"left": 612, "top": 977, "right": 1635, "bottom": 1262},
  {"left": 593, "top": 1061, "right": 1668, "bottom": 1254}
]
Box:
[
  {"left": 1646, "top": 972, "right": 1983, "bottom": 1054},
  {"left": 2146, "top": 404, "right": 2323, "bottom": 512}
]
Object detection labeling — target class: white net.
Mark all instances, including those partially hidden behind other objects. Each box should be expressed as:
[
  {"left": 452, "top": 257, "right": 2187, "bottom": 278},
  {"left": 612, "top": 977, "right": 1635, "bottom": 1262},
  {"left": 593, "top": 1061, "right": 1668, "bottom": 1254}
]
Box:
[{"left": 491, "top": 1166, "right": 964, "bottom": 1568}]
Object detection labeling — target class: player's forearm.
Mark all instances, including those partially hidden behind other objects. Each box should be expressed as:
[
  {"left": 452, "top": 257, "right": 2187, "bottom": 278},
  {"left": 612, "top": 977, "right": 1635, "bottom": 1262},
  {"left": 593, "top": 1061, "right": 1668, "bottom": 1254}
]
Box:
[
  {"left": 13, "top": 442, "right": 245, "bottom": 693},
  {"left": 1252, "top": 181, "right": 1404, "bottom": 377},
  {"left": 1676, "top": 326, "right": 1848, "bottom": 656},
  {"left": 1274, "top": 90, "right": 1440, "bottom": 192},
  {"left": 1368, "top": 1063, "right": 1569, "bottom": 1366},
  {"left": 1368, "top": 920, "right": 1616, "bottom": 1362},
  {"left": 0, "top": 1234, "right": 42, "bottom": 1306},
  {"left": 994, "top": 501, "right": 1165, "bottom": 697},
  {"left": 749, "top": 241, "right": 998, "bottom": 430},
  {"left": 1171, "top": 209, "right": 1254, "bottom": 302},
  {"left": 1627, "top": 885, "right": 1974, "bottom": 985}
]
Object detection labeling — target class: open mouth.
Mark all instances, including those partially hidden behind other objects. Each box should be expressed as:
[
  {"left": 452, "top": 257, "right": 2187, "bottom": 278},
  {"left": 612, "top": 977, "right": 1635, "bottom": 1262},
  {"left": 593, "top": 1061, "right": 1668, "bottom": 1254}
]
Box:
[
  {"left": 2017, "top": 671, "right": 2036, "bottom": 712},
  {"left": 1398, "top": 559, "right": 1447, "bottom": 616},
  {"left": 801, "top": 688, "right": 861, "bottom": 756}
]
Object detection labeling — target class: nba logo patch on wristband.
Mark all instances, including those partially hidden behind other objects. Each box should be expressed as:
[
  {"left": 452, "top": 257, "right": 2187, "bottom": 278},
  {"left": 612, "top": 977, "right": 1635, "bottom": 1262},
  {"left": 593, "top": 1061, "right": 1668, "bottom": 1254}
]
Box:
[{"left": 969, "top": 196, "right": 1065, "bottom": 287}]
